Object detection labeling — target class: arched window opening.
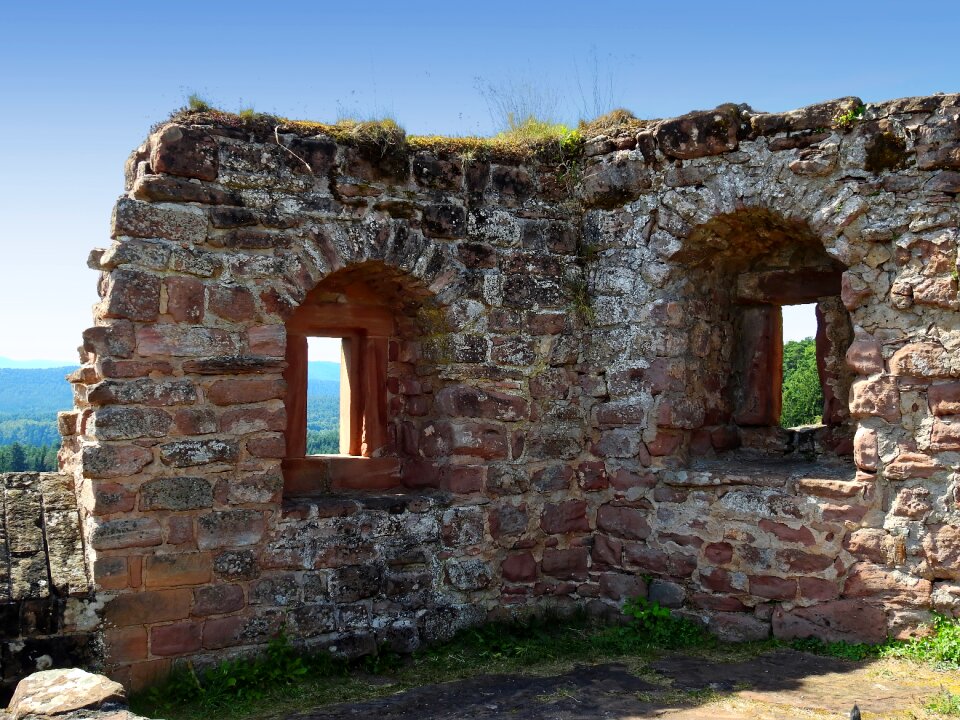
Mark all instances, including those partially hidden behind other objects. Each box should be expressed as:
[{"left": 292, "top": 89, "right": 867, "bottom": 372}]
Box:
[
  {"left": 676, "top": 210, "right": 855, "bottom": 463},
  {"left": 282, "top": 263, "right": 438, "bottom": 495}
]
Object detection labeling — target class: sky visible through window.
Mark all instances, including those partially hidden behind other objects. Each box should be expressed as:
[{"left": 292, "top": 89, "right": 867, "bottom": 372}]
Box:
[{"left": 782, "top": 304, "right": 817, "bottom": 343}]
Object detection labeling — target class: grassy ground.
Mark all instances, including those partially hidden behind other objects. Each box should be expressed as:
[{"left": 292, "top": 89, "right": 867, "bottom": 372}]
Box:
[{"left": 131, "top": 603, "right": 960, "bottom": 720}]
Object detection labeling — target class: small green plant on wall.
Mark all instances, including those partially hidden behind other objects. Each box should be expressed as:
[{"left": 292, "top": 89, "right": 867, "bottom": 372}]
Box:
[{"left": 832, "top": 104, "right": 865, "bottom": 130}]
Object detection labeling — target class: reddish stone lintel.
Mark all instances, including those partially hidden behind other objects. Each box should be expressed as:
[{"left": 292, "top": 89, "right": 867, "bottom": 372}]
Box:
[
  {"left": 283, "top": 456, "right": 400, "bottom": 495},
  {"left": 737, "top": 269, "right": 842, "bottom": 304}
]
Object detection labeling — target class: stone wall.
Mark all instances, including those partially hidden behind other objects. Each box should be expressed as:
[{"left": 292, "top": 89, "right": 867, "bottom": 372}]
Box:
[
  {"left": 55, "top": 92, "right": 960, "bottom": 687},
  {"left": 0, "top": 473, "right": 94, "bottom": 698}
]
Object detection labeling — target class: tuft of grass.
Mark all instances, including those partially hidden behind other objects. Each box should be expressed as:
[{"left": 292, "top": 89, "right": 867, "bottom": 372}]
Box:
[
  {"left": 186, "top": 94, "right": 213, "bottom": 113},
  {"left": 579, "top": 108, "right": 646, "bottom": 137},
  {"left": 327, "top": 117, "right": 406, "bottom": 152}
]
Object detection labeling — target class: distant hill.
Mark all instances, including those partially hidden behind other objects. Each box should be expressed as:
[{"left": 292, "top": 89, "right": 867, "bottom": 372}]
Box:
[
  {"left": 0, "top": 367, "right": 76, "bottom": 418},
  {"left": 308, "top": 361, "right": 341, "bottom": 382}
]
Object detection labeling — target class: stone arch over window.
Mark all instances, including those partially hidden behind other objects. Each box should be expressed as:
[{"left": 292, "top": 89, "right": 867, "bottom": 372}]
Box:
[
  {"left": 280, "top": 260, "right": 446, "bottom": 495},
  {"left": 653, "top": 207, "right": 854, "bottom": 461}
]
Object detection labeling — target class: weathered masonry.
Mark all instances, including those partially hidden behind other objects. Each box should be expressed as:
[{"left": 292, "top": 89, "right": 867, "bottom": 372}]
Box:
[{"left": 14, "top": 93, "right": 960, "bottom": 689}]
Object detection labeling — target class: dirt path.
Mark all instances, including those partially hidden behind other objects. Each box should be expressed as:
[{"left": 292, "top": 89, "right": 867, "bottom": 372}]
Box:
[{"left": 287, "top": 649, "right": 960, "bottom": 720}]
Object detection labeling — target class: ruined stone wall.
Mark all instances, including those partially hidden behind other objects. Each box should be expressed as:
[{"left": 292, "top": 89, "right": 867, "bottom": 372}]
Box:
[
  {"left": 0, "top": 473, "right": 94, "bottom": 698},
  {"left": 57, "top": 92, "right": 960, "bottom": 687}
]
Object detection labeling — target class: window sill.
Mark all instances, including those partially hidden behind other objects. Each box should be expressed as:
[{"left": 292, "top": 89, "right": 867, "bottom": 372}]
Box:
[{"left": 283, "top": 455, "right": 401, "bottom": 495}]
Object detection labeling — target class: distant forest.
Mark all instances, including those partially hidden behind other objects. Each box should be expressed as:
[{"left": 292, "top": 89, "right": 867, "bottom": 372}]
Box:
[{"left": 0, "top": 366, "right": 75, "bottom": 472}]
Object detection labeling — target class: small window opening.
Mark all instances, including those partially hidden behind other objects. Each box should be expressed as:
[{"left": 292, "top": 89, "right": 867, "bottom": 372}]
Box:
[
  {"left": 780, "top": 303, "right": 823, "bottom": 429},
  {"left": 306, "top": 337, "right": 342, "bottom": 455}
]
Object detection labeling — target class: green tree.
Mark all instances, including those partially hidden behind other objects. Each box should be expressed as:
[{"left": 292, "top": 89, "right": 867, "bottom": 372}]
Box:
[
  {"left": 781, "top": 338, "right": 824, "bottom": 428},
  {"left": 8, "top": 442, "right": 27, "bottom": 472}
]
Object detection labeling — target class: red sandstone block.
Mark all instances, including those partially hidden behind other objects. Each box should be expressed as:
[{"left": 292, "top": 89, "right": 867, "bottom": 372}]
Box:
[
  {"left": 700, "top": 567, "right": 734, "bottom": 593},
  {"left": 922, "top": 525, "right": 960, "bottom": 579},
  {"left": 151, "top": 124, "right": 219, "bottom": 181},
  {"left": 891, "top": 486, "right": 932, "bottom": 519},
  {"left": 129, "top": 556, "right": 143, "bottom": 588},
  {"left": 105, "top": 627, "right": 147, "bottom": 663},
  {"left": 691, "top": 592, "right": 748, "bottom": 613},
  {"left": 540, "top": 501, "right": 590, "bottom": 534},
  {"left": 596, "top": 504, "right": 650, "bottom": 540},
  {"left": 144, "top": 553, "right": 212, "bottom": 588},
  {"left": 843, "top": 562, "right": 932, "bottom": 602},
  {"left": 843, "top": 528, "right": 889, "bottom": 564},
  {"left": 173, "top": 407, "right": 218, "bottom": 435},
  {"left": 501, "top": 553, "right": 537, "bottom": 582},
  {"left": 821, "top": 503, "right": 868, "bottom": 522},
  {"left": 192, "top": 584, "right": 246, "bottom": 617},
  {"left": 772, "top": 600, "right": 888, "bottom": 644},
  {"left": 105, "top": 589, "right": 193, "bottom": 627},
  {"left": 798, "top": 577, "right": 840, "bottom": 601},
  {"left": 220, "top": 406, "right": 286, "bottom": 434},
  {"left": 930, "top": 382, "right": 960, "bottom": 416},
  {"left": 104, "top": 270, "right": 161, "bottom": 322},
  {"left": 541, "top": 548, "right": 588, "bottom": 580},
  {"left": 443, "top": 465, "right": 484, "bottom": 494},
  {"left": 94, "top": 556, "right": 129, "bottom": 591},
  {"left": 100, "top": 359, "right": 174, "bottom": 379},
  {"left": 885, "top": 451, "right": 938, "bottom": 480},
  {"left": 205, "top": 378, "right": 286, "bottom": 406},
  {"left": 591, "top": 535, "right": 622, "bottom": 567},
  {"left": 610, "top": 468, "right": 655, "bottom": 491},
  {"left": 81, "top": 444, "right": 153, "bottom": 480},
  {"left": 749, "top": 575, "right": 797, "bottom": 600},
  {"left": 247, "top": 325, "right": 285, "bottom": 357},
  {"left": 202, "top": 615, "right": 246, "bottom": 649},
  {"left": 776, "top": 549, "right": 833, "bottom": 573},
  {"left": 435, "top": 385, "right": 528, "bottom": 421},
  {"left": 136, "top": 326, "right": 238, "bottom": 358},
  {"left": 889, "top": 342, "right": 952, "bottom": 379},
  {"left": 849, "top": 378, "right": 901, "bottom": 422},
  {"left": 246, "top": 434, "right": 286, "bottom": 458},
  {"left": 758, "top": 519, "right": 816, "bottom": 546},
  {"left": 853, "top": 427, "right": 878, "bottom": 472},
  {"left": 87, "top": 481, "right": 136, "bottom": 514},
  {"left": 704, "top": 542, "right": 733, "bottom": 565},
  {"left": 574, "top": 461, "right": 608, "bottom": 490},
  {"left": 447, "top": 421, "right": 509, "bottom": 460},
  {"left": 165, "top": 276, "right": 204, "bottom": 323},
  {"left": 599, "top": 572, "right": 646, "bottom": 601},
  {"left": 845, "top": 338, "right": 884, "bottom": 375},
  {"left": 931, "top": 419, "right": 960, "bottom": 451},
  {"left": 208, "top": 284, "right": 256, "bottom": 322},
  {"left": 623, "top": 542, "right": 669, "bottom": 574},
  {"left": 646, "top": 430, "right": 683, "bottom": 456},
  {"left": 165, "top": 515, "right": 196, "bottom": 546},
  {"left": 151, "top": 621, "right": 202, "bottom": 656}
]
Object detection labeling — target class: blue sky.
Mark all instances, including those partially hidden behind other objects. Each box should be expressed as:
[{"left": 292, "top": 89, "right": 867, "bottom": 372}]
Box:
[{"left": 1, "top": 1, "right": 956, "bottom": 364}]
